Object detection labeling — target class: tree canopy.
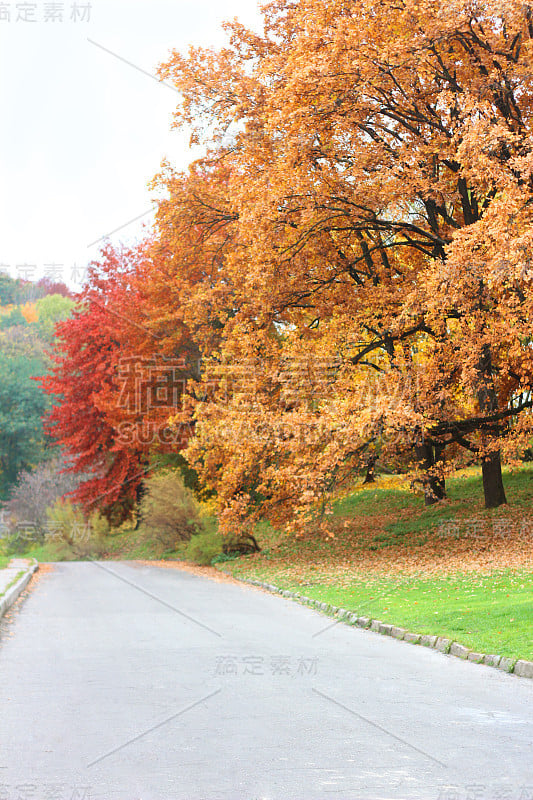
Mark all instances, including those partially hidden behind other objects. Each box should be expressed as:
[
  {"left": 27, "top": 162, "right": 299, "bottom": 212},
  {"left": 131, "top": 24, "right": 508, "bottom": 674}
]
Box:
[{"left": 151, "top": 0, "right": 533, "bottom": 528}]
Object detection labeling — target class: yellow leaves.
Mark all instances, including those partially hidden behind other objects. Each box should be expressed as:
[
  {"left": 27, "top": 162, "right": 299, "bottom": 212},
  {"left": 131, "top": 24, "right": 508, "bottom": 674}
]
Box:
[
  {"left": 20, "top": 302, "right": 38, "bottom": 324},
  {"left": 139, "top": 0, "right": 533, "bottom": 536}
]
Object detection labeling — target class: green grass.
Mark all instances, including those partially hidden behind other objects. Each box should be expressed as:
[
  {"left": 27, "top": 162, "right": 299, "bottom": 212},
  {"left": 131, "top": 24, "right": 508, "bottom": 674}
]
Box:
[
  {"left": 22, "top": 523, "right": 193, "bottom": 563},
  {"left": 381, "top": 465, "right": 533, "bottom": 544},
  {"left": 333, "top": 465, "right": 533, "bottom": 550},
  {"left": 0, "top": 569, "right": 25, "bottom": 598},
  {"left": 224, "top": 568, "right": 532, "bottom": 660},
  {"left": 227, "top": 465, "right": 533, "bottom": 563}
]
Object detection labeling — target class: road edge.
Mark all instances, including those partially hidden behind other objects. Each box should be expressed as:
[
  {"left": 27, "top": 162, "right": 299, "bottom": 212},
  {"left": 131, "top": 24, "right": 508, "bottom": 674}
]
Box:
[
  {"left": 0, "top": 560, "right": 39, "bottom": 620},
  {"left": 225, "top": 572, "right": 533, "bottom": 680}
]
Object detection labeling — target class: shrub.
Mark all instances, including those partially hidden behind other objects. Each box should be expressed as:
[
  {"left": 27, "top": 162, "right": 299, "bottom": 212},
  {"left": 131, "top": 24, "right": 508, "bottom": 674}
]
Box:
[
  {"left": 45, "top": 500, "right": 110, "bottom": 559},
  {"left": 138, "top": 469, "right": 202, "bottom": 553},
  {"left": 1, "top": 528, "right": 36, "bottom": 557},
  {"left": 184, "top": 528, "right": 224, "bottom": 565},
  {"left": 4, "top": 458, "right": 86, "bottom": 540}
]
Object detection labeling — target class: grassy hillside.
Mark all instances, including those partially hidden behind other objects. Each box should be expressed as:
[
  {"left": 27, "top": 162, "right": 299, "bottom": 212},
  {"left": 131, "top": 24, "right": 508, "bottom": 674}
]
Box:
[{"left": 218, "top": 466, "right": 533, "bottom": 661}]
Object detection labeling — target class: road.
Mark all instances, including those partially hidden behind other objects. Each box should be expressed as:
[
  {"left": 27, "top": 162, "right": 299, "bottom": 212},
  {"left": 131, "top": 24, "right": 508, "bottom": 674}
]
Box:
[{"left": 0, "top": 561, "right": 532, "bottom": 800}]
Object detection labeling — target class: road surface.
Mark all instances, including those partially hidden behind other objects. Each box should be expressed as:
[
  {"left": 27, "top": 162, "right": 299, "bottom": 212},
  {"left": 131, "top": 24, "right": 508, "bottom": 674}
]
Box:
[{"left": 1, "top": 561, "right": 532, "bottom": 800}]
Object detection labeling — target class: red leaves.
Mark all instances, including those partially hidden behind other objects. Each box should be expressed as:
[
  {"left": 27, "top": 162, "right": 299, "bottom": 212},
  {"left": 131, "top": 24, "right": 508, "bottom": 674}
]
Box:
[{"left": 42, "top": 244, "right": 155, "bottom": 523}]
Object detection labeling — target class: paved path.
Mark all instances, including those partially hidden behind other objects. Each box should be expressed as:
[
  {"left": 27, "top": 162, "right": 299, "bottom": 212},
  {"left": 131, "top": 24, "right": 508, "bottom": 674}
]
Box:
[{"left": 0, "top": 561, "right": 532, "bottom": 800}]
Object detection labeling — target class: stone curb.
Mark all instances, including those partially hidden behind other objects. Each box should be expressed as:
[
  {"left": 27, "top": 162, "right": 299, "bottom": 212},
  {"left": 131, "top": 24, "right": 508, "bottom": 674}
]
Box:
[
  {"left": 0, "top": 560, "right": 39, "bottom": 620},
  {"left": 233, "top": 574, "right": 532, "bottom": 680}
]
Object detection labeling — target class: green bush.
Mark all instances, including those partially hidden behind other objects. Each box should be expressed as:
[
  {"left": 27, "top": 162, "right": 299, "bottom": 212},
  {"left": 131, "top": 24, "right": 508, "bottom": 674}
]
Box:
[
  {"left": 139, "top": 469, "right": 203, "bottom": 553},
  {"left": 1, "top": 527, "right": 37, "bottom": 557},
  {"left": 45, "top": 500, "right": 110, "bottom": 560},
  {"left": 211, "top": 551, "right": 241, "bottom": 564},
  {"left": 184, "top": 527, "right": 224, "bottom": 565}
]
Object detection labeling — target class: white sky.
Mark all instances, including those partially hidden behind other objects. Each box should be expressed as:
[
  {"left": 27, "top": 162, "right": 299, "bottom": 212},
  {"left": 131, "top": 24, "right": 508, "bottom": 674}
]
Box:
[{"left": 0, "top": 0, "right": 262, "bottom": 288}]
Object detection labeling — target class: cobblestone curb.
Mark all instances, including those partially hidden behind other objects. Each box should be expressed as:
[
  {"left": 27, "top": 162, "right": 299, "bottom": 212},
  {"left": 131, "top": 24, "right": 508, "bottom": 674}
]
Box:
[
  {"left": 234, "top": 575, "right": 532, "bottom": 680},
  {"left": 0, "top": 560, "right": 39, "bottom": 620}
]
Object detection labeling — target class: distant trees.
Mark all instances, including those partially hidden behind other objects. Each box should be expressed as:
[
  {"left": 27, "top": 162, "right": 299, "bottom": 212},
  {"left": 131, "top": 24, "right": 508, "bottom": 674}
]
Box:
[
  {"left": 35, "top": 294, "right": 76, "bottom": 343},
  {"left": 0, "top": 273, "right": 75, "bottom": 500},
  {"left": 0, "top": 354, "right": 49, "bottom": 499},
  {"left": 0, "top": 273, "right": 71, "bottom": 305},
  {"left": 3, "top": 458, "right": 84, "bottom": 539}
]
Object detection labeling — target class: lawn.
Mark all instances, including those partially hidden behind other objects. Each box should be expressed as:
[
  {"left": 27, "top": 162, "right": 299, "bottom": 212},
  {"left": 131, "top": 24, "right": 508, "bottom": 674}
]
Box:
[
  {"left": 0, "top": 569, "right": 25, "bottom": 598},
  {"left": 220, "top": 466, "right": 533, "bottom": 661},
  {"left": 231, "top": 569, "right": 532, "bottom": 660}
]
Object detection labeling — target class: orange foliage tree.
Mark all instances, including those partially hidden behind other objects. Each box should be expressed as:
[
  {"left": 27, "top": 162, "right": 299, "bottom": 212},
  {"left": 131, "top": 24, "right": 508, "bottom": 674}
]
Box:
[{"left": 144, "top": 0, "right": 533, "bottom": 533}]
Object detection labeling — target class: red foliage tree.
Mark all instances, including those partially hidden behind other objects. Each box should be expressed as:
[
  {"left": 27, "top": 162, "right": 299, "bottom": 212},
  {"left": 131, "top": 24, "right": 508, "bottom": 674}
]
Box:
[
  {"left": 36, "top": 276, "right": 73, "bottom": 298},
  {"left": 41, "top": 243, "right": 192, "bottom": 524}
]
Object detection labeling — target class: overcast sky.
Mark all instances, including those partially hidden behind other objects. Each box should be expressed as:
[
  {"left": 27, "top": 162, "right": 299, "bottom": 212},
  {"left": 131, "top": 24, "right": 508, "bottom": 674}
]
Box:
[{"left": 0, "top": 0, "right": 262, "bottom": 288}]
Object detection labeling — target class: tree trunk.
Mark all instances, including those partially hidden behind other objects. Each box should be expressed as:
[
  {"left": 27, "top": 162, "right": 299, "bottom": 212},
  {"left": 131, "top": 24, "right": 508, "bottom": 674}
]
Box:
[
  {"left": 363, "top": 455, "right": 377, "bottom": 484},
  {"left": 133, "top": 478, "right": 146, "bottom": 530},
  {"left": 431, "top": 443, "right": 446, "bottom": 503},
  {"left": 416, "top": 441, "right": 446, "bottom": 506},
  {"left": 481, "top": 451, "right": 507, "bottom": 508},
  {"left": 476, "top": 344, "right": 507, "bottom": 509}
]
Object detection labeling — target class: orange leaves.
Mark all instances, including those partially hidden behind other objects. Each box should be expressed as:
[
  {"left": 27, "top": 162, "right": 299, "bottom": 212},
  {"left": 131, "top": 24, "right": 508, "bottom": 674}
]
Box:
[
  {"left": 19, "top": 302, "right": 38, "bottom": 324},
  {"left": 129, "top": 0, "right": 533, "bottom": 526}
]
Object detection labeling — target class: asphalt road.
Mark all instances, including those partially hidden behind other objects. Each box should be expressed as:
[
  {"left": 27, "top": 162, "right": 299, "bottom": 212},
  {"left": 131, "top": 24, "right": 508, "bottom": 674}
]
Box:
[{"left": 0, "top": 562, "right": 532, "bottom": 800}]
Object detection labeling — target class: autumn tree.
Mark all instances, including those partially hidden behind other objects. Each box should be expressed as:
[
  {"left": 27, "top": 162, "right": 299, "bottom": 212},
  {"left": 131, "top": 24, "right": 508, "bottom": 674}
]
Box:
[
  {"left": 149, "top": 0, "right": 533, "bottom": 534},
  {"left": 41, "top": 246, "right": 147, "bottom": 522},
  {"left": 42, "top": 241, "right": 199, "bottom": 524}
]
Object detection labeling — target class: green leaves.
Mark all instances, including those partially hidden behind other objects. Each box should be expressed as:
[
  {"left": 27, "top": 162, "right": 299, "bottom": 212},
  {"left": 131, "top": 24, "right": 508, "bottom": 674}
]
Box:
[{"left": 0, "top": 353, "right": 49, "bottom": 499}]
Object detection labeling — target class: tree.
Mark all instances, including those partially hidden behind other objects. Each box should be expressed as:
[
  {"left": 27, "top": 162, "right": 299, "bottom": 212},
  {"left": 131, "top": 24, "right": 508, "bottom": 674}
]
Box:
[
  {"left": 42, "top": 245, "right": 149, "bottom": 522},
  {"left": 35, "top": 293, "right": 76, "bottom": 342},
  {"left": 0, "top": 274, "right": 22, "bottom": 305},
  {"left": 0, "top": 354, "right": 48, "bottom": 499},
  {"left": 42, "top": 243, "right": 195, "bottom": 523},
  {"left": 35, "top": 276, "right": 72, "bottom": 299},
  {"left": 154, "top": 0, "right": 533, "bottom": 527},
  {"left": 0, "top": 306, "right": 28, "bottom": 330}
]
